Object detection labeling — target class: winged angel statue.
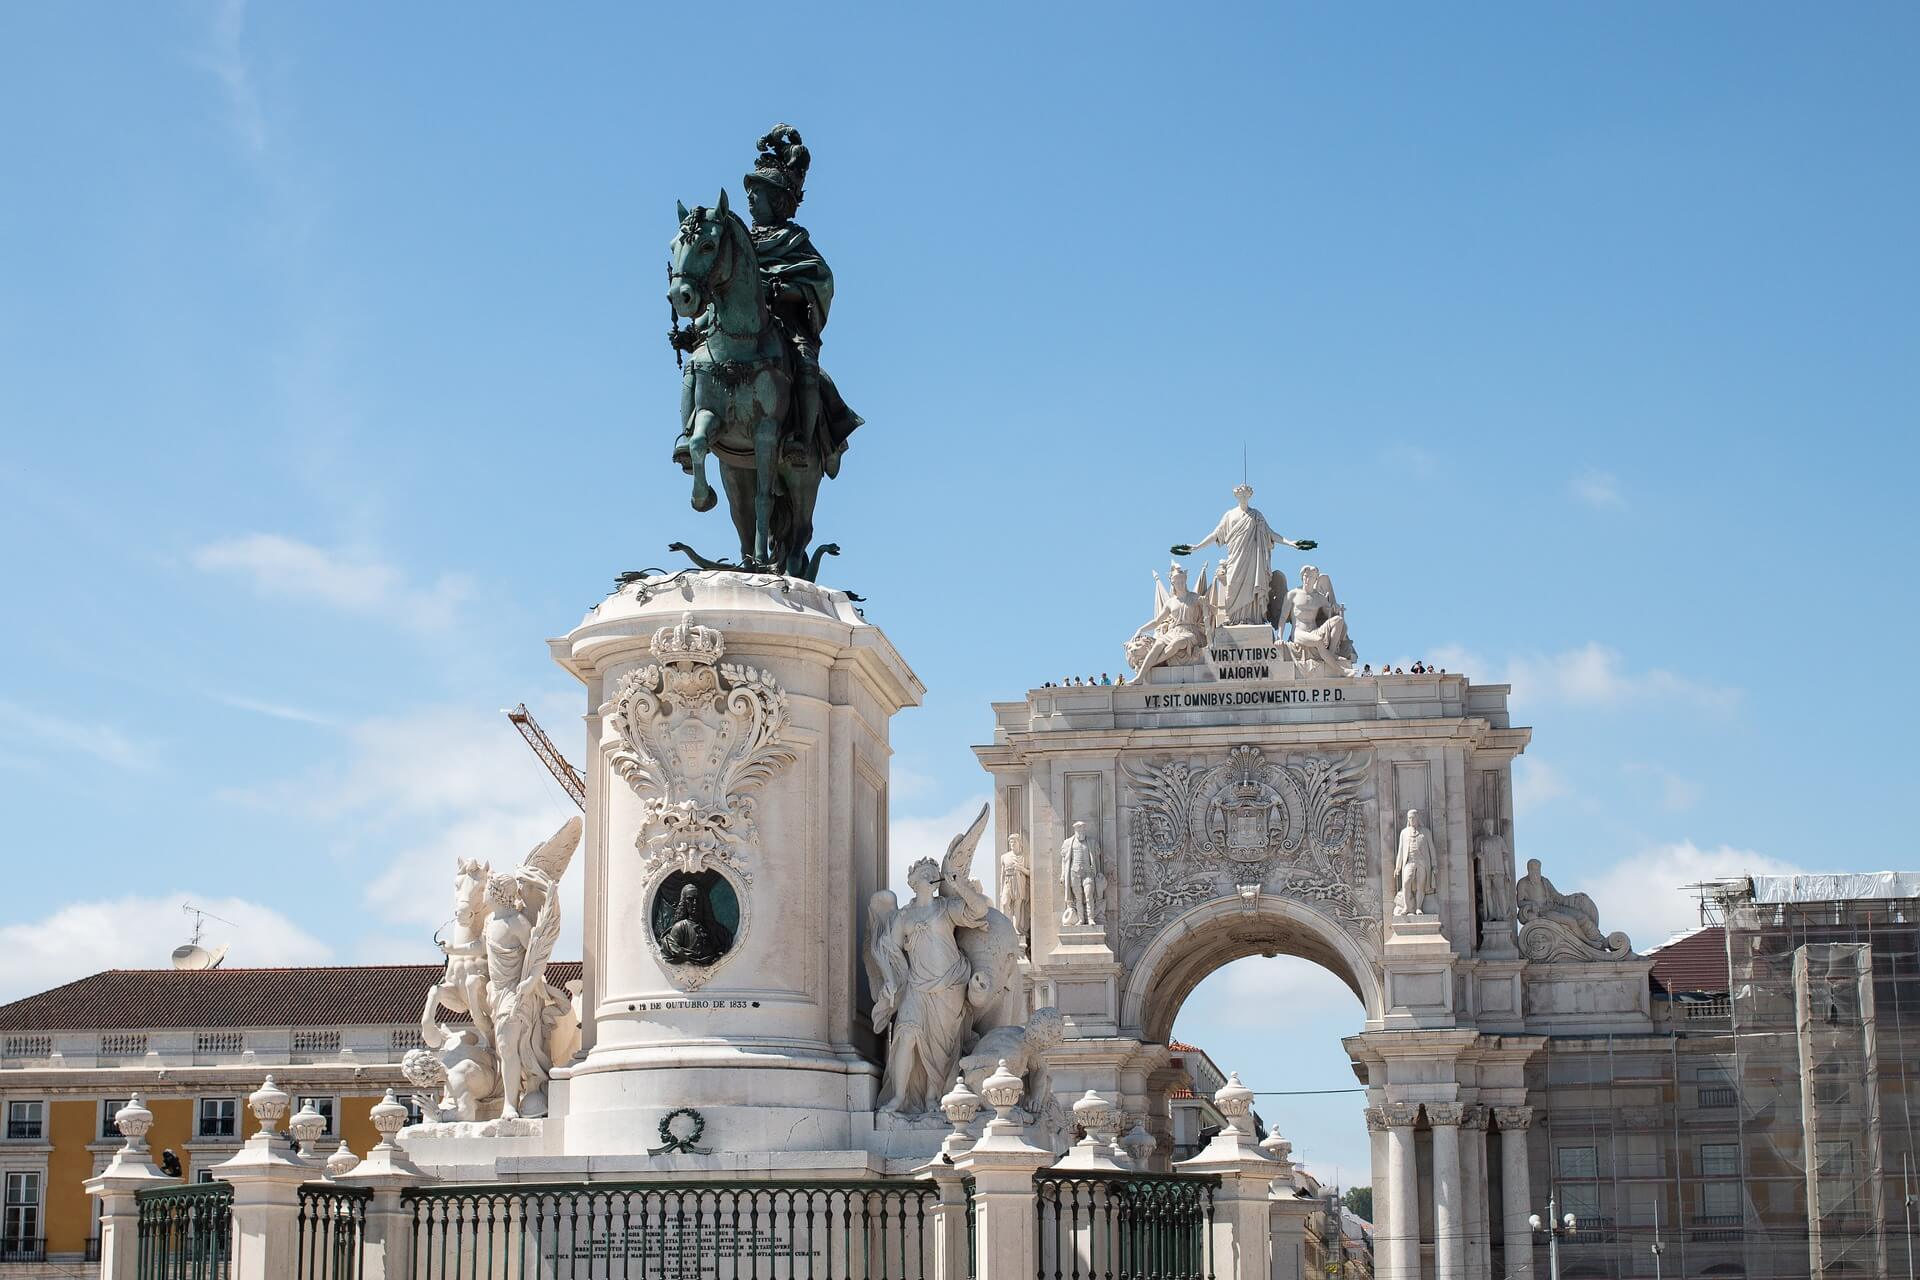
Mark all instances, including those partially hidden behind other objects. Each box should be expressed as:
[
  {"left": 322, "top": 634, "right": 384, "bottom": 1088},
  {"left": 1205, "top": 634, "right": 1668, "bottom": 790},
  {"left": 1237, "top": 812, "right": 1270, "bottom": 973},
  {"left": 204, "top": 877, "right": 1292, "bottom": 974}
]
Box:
[
  {"left": 865, "top": 805, "right": 1022, "bottom": 1115},
  {"left": 408, "top": 818, "right": 582, "bottom": 1123}
]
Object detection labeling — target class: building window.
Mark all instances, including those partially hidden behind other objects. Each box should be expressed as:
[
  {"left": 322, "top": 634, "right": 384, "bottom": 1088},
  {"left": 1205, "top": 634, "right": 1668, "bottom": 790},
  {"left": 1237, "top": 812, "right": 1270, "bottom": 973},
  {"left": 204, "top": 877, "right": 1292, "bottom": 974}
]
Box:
[
  {"left": 5, "top": 1101, "right": 44, "bottom": 1141},
  {"left": 101, "top": 1099, "right": 132, "bottom": 1140},
  {"left": 195, "top": 1169, "right": 221, "bottom": 1185},
  {"left": 197, "top": 1097, "right": 238, "bottom": 1138},
  {"left": 402, "top": 1096, "right": 426, "bottom": 1126},
  {"left": 1557, "top": 1146, "right": 1599, "bottom": 1179},
  {"left": 295, "top": 1097, "right": 337, "bottom": 1137},
  {"left": 1699, "top": 1182, "right": 1741, "bottom": 1222},
  {"left": 1696, "top": 1065, "right": 1736, "bottom": 1109},
  {"left": 1816, "top": 1140, "right": 1857, "bottom": 1214},
  {"left": 1700, "top": 1143, "right": 1740, "bottom": 1177},
  {"left": 2, "top": 1171, "right": 40, "bottom": 1247},
  {"left": 1559, "top": 1184, "right": 1601, "bottom": 1222}
]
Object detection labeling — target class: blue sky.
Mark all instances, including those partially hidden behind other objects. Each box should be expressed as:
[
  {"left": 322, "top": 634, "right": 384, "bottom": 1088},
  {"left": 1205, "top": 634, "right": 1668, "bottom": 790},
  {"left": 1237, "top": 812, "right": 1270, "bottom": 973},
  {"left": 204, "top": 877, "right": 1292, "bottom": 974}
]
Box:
[{"left": 2, "top": 3, "right": 1916, "bottom": 1176}]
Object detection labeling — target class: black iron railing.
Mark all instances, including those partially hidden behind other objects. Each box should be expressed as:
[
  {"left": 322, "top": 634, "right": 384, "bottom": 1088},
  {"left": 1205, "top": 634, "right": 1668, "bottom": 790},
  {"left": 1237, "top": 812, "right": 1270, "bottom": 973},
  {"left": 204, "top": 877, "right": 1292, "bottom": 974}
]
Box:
[
  {"left": 86, "top": 1235, "right": 104, "bottom": 1261},
  {"left": 136, "top": 1181, "right": 232, "bottom": 1279},
  {"left": 297, "top": 1183, "right": 370, "bottom": 1280},
  {"left": 4, "top": 1120, "right": 41, "bottom": 1140},
  {"left": 403, "top": 1180, "right": 939, "bottom": 1279},
  {"left": 964, "top": 1176, "right": 977, "bottom": 1280},
  {"left": 0, "top": 1237, "right": 46, "bottom": 1262},
  {"left": 1033, "top": 1170, "right": 1218, "bottom": 1280}
]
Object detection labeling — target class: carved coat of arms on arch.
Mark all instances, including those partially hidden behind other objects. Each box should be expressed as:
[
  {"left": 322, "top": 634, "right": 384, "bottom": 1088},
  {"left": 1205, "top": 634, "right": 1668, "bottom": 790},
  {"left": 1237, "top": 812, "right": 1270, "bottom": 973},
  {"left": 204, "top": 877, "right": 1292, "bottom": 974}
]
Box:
[
  {"left": 1120, "top": 746, "right": 1377, "bottom": 954},
  {"left": 604, "top": 612, "right": 797, "bottom": 884}
]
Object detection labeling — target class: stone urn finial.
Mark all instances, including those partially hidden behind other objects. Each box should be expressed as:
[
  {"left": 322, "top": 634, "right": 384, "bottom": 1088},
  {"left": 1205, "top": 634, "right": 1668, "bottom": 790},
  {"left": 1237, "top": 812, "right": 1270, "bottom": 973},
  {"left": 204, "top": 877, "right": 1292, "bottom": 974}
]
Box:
[
  {"left": 1122, "top": 1119, "right": 1157, "bottom": 1167},
  {"left": 1214, "top": 1071, "right": 1256, "bottom": 1131},
  {"left": 1072, "top": 1090, "right": 1116, "bottom": 1142},
  {"left": 939, "top": 1075, "right": 984, "bottom": 1157},
  {"left": 249, "top": 1075, "right": 291, "bottom": 1133},
  {"left": 288, "top": 1099, "right": 326, "bottom": 1160},
  {"left": 113, "top": 1094, "right": 154, "bottom": 1151},
  {"left": 369, "top": 1090, "right": 410, "bottom": 1148},
  {"left": 325, "top": 1141, "right": 360, "bottom": 1178},
  {"left": 979, "top": 1059, "right": 1026, "bottom": 1139}
]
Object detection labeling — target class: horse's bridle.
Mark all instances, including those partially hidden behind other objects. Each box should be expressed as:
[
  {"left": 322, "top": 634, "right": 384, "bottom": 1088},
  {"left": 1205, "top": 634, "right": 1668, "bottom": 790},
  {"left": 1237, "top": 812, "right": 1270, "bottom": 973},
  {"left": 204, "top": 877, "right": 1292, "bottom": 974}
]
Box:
[{"left": 671, "top": 209, "right": 744, "bottom": 334}]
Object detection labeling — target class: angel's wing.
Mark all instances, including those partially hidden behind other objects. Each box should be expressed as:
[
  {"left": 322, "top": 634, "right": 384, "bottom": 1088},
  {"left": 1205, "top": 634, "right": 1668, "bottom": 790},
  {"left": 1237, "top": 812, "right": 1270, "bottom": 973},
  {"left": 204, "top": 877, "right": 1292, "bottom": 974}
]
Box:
[
  {"left": 941, "top": 803, "right": 993, "bottom": 885},
  {"left": 515, "top": 869, "right": 564, "bottom": 999},
  {"left": 1151, "top": 571, "right": 1169, "bottom": 615},
  {"left": 522, "top": 817, "right": 583, "bottom": 883},
  {"left": 1266, "top": 568, "right": 1291, "bottom": 633},
  {"left": 864, "top": 890, "right": 900, "bottom": 1029}
]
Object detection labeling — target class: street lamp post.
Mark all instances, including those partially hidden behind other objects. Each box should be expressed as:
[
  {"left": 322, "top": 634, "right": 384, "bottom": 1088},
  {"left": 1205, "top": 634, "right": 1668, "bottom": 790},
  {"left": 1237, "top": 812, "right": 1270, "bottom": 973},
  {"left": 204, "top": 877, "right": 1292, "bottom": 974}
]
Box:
[{"left": 1528, "top": 1193, "right": 1579, "bottom": 1280}]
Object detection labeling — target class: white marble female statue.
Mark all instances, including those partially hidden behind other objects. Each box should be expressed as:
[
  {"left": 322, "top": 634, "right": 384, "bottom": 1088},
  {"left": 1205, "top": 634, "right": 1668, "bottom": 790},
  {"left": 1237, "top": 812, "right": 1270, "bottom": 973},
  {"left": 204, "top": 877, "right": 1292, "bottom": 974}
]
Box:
[
  {"left": 999, "top": 834, "right": 1031, "bottom": 945},
  {"left": 1176, "top": 484, "right": 1313, "bottom": 626},
  {"left": 870, "top": 806, "right": 1008, "bottom": 1115},
  {"left": 1393, "top": 808, "right": 1436, "bottom": 916}
]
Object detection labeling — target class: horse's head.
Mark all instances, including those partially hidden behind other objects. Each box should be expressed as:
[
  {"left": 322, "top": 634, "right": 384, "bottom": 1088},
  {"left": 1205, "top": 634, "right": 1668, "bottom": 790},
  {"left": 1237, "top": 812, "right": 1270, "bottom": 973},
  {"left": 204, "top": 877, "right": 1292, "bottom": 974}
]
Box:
[
  {"left": 668, "top": 189, "right": 747, "bottom": 319},
  {"left": 453, "top": 858, "right": 489, "bottom": 921}
]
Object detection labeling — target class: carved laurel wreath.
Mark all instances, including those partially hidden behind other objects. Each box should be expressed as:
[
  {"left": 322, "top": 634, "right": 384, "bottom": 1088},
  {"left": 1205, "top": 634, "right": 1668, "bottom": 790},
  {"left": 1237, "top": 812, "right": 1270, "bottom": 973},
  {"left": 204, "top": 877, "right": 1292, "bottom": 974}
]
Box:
[{"left": 650, "top": 1106, "right": 710, "bottom": 1155}]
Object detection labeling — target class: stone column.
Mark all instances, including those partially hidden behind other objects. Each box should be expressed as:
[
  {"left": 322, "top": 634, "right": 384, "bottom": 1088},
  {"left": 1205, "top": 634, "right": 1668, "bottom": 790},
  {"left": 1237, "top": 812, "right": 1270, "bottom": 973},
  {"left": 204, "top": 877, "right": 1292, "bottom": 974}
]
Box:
[
  {"left": 1428, "top": 1103, "right": 1466, "bottom": 1280},
  {"left": 1383, "top": 1101, "right": 1423, "bottom": 1280},
  {"left": 83, "top": 1096, "right": 176, "bottom": 1280},
  {"left": 1495, "top": 1107, "right": 1535, "bottom": 1280},
  {"left": 1460, "top": 1106, "right": 1491, "bottom": 1280},
  {"left": 1365, "top": 1107, "right": 1392, "bottom": 1280},
  {"left": 333, "top": 1092, "right": 430, "bottom": 1280},
  {"left": 956, "top": 1061, "right": 1052, "bottom": 1280},
  {"left": 1177, "top": 1074, "right": 1280, "bottom": 1280},
  {"left": 209, "top": 1078, "right": 315, "bottom": 1280}
]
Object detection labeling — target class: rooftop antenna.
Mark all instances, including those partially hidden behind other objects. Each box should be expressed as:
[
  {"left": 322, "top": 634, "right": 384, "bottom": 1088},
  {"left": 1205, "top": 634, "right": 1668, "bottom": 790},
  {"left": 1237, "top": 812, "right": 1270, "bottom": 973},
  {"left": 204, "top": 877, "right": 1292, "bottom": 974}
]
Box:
[{"left": 172, "top": 902, "right": 234, "bottom": 971}]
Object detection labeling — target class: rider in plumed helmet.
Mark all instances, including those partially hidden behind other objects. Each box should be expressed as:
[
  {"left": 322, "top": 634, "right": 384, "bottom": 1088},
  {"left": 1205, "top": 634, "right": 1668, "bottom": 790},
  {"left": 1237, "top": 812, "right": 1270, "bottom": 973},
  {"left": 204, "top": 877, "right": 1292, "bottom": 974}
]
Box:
[{"left": 737, "top": 125, "right": 863, "bottom": 479}]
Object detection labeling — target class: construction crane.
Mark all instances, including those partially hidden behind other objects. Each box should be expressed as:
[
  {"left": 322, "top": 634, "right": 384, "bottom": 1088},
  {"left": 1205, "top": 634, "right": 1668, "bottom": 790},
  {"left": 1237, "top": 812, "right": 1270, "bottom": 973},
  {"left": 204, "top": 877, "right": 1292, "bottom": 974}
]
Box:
[{"left": 505, "top": 703, "right": 587, "bottom": 810}]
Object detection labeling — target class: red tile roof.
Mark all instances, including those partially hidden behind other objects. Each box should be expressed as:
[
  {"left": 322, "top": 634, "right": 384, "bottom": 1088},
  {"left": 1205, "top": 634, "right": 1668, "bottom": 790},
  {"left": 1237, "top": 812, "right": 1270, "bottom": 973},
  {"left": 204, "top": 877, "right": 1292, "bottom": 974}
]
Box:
[
  {"left": 0, "top": 963, "right": 585, "bottom": 1032},
  {"left": 1647, "top": 927, "right": 1728, "bottom": 995}
]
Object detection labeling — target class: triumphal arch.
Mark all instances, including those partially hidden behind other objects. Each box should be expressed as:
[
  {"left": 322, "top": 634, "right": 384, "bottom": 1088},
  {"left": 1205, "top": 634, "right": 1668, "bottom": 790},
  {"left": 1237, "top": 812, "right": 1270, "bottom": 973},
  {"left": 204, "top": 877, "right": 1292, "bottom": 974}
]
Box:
[{"left": 973, "top": 484, "right": 1653, "bottom": 1280}]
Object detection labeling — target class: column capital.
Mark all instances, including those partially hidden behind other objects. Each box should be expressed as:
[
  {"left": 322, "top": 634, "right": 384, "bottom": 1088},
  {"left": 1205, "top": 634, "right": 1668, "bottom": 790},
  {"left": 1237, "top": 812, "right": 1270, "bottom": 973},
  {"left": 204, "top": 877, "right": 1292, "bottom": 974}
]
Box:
[
  {"left": 1382, "top": 1100, "right": 1420, "bottom": 1128},
  {"left": 1426, "top": 1101, "right": 1464, "bottom": 1127},
  {"left": 1493, "top": 1105, "right": 1534, "bottom": 1132},
  {"left": 1363, "top": 1105, "right": 1388, "bottom": 1132},
  {"left": 1458, "top": 1103, "right": 1489, "bottom": 1131}
]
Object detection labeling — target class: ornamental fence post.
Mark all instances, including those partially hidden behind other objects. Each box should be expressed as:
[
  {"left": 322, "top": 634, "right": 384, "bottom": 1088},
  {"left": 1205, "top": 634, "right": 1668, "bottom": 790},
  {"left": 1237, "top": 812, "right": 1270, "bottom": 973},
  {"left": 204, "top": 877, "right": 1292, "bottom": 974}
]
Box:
[
  {"left": 955, "top": 1060, "right": 1051, "bottom": 1280},
  {"left": 1175, "top": 1072, "right": 1281, "bottom": 1280},
  {"left": 333, "top": 1090, "right": 431, "bottom": 1280},
  {"left": 209, "top": 1076, "right": 319, "bottom": 1280},
  {"left": 83, "top": 1095, "right": 176, "bottom": 1280}
]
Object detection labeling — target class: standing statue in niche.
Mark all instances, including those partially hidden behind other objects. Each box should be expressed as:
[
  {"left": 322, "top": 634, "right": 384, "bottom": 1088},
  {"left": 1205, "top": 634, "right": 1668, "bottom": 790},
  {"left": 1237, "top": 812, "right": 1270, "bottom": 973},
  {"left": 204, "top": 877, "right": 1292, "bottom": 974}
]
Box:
[
  {"left": 1473, "top": 819, "right": 1515, "bottom": 923},
  {"left": 1059, "top": 820, "right": 1106, "bottom": 928},
  {"left": 666, "top": 125, "right": 862, "bottom": 579},
  {"left": 999, "top": 834, "right": 1031, "bottom": 950},
  {"left": 1172, "top": 484, "right": 1315, "bottom": 627},
  {"left": 1124, "top": 562, "right": 1224, "bottom": 681},
  {"left": 1393, "top": 809, "right": 1437, "bottom": 917},
  {"left": 1278, "top": 567, "right": 1358, "bottom": 675},
  {"left": 868, "top": 806, "right": 1020, "bottom": 1116}
]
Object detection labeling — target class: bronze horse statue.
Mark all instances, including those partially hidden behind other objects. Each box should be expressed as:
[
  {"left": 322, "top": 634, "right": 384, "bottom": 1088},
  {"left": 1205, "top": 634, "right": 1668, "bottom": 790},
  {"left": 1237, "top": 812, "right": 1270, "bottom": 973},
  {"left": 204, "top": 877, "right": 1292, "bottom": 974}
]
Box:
[{"left": 667, "top": 192, "right": 832, "bottom": 580}]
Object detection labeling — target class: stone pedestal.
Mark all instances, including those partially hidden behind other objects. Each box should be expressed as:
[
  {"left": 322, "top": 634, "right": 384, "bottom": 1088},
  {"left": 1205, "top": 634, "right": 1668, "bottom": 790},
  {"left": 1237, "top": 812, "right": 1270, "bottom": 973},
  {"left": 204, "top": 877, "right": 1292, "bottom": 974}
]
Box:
[
  {"left": 85, "top": 1154, "right": 176, "bottom": 1280},
  {"left": 1384, "top": 915, "right": 1457, "bottom": 1029},
  {"left": 550, "top": 572, "right": 923, "bottom": 1157}
]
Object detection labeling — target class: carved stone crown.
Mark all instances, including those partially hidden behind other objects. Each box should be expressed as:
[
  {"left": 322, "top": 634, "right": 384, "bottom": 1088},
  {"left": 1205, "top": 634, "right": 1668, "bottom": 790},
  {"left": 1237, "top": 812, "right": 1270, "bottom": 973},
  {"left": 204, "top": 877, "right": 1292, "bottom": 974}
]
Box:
[{"left": 652, "top": 612, "right": 725, "bottom": 666}]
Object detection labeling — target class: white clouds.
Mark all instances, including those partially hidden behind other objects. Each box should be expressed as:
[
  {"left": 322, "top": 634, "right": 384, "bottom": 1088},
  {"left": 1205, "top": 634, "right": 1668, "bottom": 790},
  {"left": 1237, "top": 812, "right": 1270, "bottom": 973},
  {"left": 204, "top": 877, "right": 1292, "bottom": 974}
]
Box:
[
  {"left": 1570, "top": 468, "right": 1625, "bottom": 509},
  {"left": 1624, "top": 761, "right": 1701, "bottom": 812},
  {"left": 0, "top": 699, "right": 151, "bottom": 770},
  {"left": 1502, "top": 642, "right": 1740, "bottom": 713},
  {"left": 0, "top": 892, "right": 332, "bottom": 1004},
  {"left": 1572, "top": 840, "right": 1803, "bottom": 950},
  {"left": 191, "top": 534, "right": 472, "bottom": 631},
  {"left": 204, "top": 691, "right": 338, "bottom": 727},
  {"left": 1180, "top": 955, "right": 1365, "bottom": 1031}
]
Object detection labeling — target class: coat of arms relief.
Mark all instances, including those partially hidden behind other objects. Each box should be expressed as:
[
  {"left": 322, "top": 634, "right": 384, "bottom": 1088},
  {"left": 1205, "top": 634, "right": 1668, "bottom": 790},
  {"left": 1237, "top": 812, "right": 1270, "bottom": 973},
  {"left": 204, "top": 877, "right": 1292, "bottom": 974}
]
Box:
[
  {"left": 605, "top": 612, "right": 797, "bottom": 886},
  {"left": 1119, "top": 746, "right": 1377, "bottom": 956}
]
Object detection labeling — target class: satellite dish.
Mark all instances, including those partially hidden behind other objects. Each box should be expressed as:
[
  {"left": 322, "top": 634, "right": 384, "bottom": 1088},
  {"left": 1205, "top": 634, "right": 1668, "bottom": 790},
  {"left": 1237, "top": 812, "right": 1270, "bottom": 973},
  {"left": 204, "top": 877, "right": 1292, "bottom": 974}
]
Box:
[
  {"left": 172, "top": 903, "right": 234, "bottom": 970},
  {"left": 171, "top": 945, "right": 214, "bottom": 970}
]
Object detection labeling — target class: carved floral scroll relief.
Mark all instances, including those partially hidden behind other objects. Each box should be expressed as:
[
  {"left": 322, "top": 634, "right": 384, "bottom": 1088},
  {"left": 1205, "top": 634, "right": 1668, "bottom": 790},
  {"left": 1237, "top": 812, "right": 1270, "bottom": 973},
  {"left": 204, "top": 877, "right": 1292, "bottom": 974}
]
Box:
[{"left": 1119, "top": 746, "right": 1377, "bottom": 955}]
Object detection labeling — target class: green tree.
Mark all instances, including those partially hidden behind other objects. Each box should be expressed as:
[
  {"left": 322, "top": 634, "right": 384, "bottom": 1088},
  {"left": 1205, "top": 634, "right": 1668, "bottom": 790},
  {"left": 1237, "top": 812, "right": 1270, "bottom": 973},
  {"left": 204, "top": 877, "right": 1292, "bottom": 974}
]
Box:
[{"left": 1342, "top": 1185, "right": 1373, "bottom": 1222}]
